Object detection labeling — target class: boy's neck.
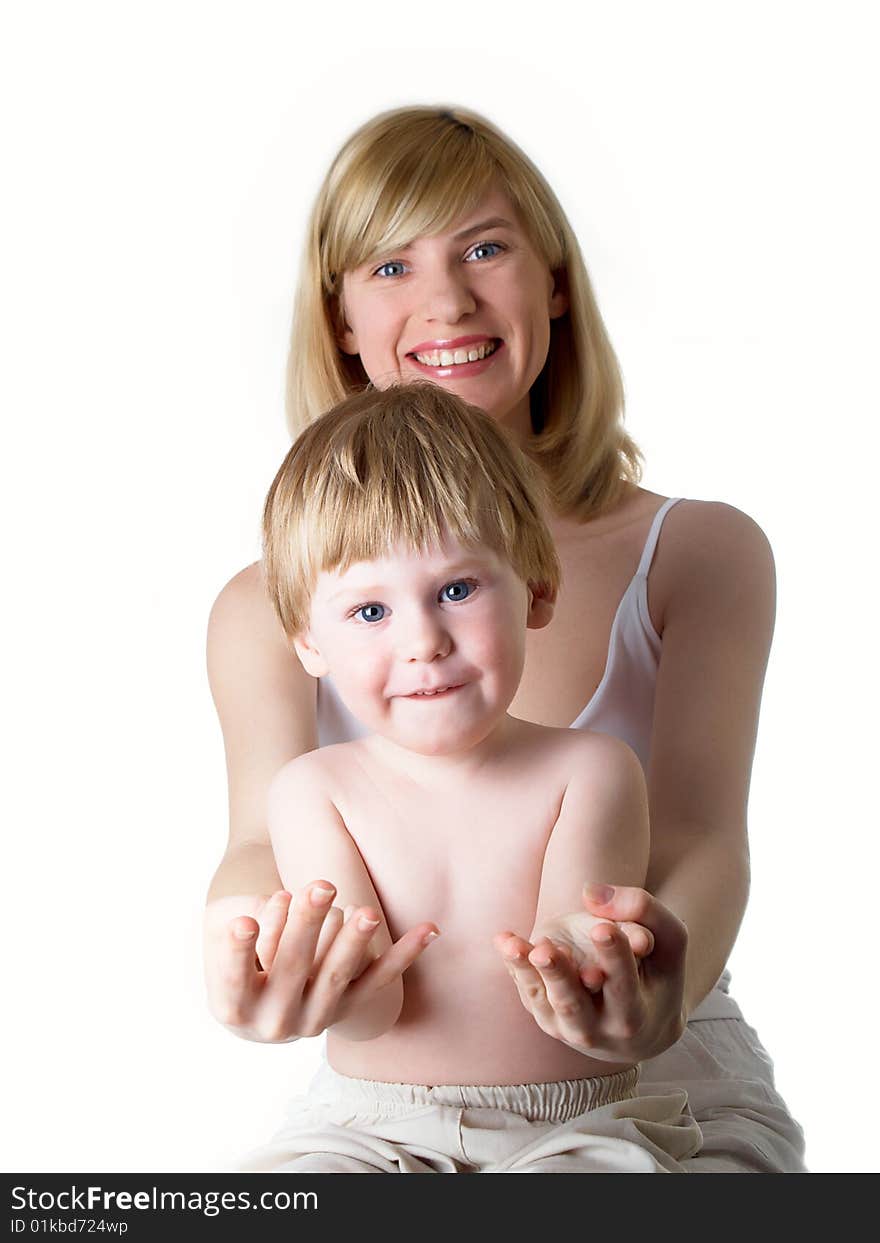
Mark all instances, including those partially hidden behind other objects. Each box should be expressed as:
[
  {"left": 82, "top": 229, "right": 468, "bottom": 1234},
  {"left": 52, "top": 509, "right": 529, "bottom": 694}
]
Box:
[{"left": 359, "top": 713, "right": 524, "bottom": 788}]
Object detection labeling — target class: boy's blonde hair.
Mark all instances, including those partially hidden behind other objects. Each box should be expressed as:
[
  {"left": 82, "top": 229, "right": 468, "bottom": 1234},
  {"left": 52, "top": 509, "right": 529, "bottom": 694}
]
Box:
[
  {"left": 263, "top": 383, "right": 561, "bottom": 639},
  {"left": 287, "top": 104, "right": 641, "bottom": 520}
]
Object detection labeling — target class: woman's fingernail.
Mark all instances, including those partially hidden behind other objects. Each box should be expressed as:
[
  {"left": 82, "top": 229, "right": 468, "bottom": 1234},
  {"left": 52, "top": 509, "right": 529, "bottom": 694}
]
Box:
[
  {"left": 593, "top": 926, "right": 615, "bottom": 946},
  {"left": 422, "top": 930, "right": 440, "bottom": 947},
  {"left": 234, "top": 926, "right": 256, "bottom": 940},
  {"left": 584, "top": 883, "right": 615, "bottom": 904},
  {"left": 343, "top": 905, "right": 355, "bottom": 923},
  {"left": 357, "top": 916, "right": 380, "bottom": 932},
  {"left": 309, "top": 884, "right": 335, "bottom": 906}
]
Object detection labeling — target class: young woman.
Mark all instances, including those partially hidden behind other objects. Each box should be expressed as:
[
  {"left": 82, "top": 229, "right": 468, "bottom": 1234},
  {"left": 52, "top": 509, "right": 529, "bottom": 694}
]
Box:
[{"left": 204, "top": 105, "right": 806, "bottom": 1172}]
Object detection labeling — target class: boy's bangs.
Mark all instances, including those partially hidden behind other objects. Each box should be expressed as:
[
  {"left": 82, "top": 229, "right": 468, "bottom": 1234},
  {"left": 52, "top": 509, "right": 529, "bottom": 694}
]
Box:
[
  {"left": 307, "top": 473, "right": 498, "bottom": 582},
  {"left": 327, "top": 128, "right": 501, "bottom": 277}
]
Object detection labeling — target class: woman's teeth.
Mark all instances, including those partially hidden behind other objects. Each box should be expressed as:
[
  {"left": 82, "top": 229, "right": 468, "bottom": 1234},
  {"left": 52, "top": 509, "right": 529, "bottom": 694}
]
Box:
[{"left": 413, "top": 341, "right": 498, "bottom": 367}]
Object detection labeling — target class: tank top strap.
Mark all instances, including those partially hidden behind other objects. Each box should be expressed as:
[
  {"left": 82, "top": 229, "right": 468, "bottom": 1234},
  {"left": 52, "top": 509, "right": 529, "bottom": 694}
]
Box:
[{"left": 636, "top": 497, "right": 684, "bottom": 577}]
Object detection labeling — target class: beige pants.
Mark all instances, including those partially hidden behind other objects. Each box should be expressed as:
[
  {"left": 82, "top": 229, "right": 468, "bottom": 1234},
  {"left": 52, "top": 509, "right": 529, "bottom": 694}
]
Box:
[
  {"left": 639, "top": 971, "right": 808, "bottom": 1172},
  {"left": 240, "top": 1062, "right": 702, "bottom": 1174}
]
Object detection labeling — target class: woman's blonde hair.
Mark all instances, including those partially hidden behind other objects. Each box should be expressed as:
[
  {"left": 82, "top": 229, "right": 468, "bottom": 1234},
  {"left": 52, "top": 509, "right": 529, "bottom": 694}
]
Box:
[
  {"left": 263, "top": 382, "right": 561, "bottom": 639},
  {"left": 287, "top": 104, "right": 641, "bottom": 520}
]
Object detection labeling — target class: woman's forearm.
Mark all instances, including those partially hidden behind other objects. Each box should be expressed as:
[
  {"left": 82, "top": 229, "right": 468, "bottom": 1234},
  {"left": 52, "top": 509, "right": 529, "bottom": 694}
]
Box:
[
  {"left": 206, "top": 839, "right": 282, "bottom": 904},
  {"left": 649, "top": 828, "right": 750, "bottom": 1018}
]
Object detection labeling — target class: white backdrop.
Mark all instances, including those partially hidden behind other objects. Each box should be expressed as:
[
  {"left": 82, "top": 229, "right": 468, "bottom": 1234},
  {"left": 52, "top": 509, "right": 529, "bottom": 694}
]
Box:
[{"left": 3, "top": 0, "right": 878, "bottom": 1175}]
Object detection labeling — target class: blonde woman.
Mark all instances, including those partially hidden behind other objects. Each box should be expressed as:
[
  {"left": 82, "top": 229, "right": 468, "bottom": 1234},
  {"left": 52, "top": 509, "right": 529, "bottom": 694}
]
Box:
[{"left": 205, "top": 105, "right": 806, "bottom": 1173}]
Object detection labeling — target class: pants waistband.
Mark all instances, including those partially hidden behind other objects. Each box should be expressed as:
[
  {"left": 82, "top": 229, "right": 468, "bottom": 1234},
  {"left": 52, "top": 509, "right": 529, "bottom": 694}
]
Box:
[{"left": 310, "top": 1062, "right": 640, "bottom": 1123}]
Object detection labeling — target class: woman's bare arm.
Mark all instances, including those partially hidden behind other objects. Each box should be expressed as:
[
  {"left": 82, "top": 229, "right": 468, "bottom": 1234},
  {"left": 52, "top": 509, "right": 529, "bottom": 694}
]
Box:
[
  {"left": 491, "top": 500, "right": 774, "bottom": 1062},
  {"left": 206, "top": 561, "right": 316, "bottom": 904},
  {"left": 645, "top": 500, "right": 775, "bottom": 1016},
  {"left": 204, "top": 561, "right": 318, "bottom": 1031}
]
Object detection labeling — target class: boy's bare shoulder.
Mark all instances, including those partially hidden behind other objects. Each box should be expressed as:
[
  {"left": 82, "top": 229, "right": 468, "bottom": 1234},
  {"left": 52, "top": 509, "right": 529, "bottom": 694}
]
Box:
[
  {"left": 511, "top": 719, "right": 642, "bottom": 785},
  {"left": 268, "top": 742, "right": 361, "bottom": 804}
]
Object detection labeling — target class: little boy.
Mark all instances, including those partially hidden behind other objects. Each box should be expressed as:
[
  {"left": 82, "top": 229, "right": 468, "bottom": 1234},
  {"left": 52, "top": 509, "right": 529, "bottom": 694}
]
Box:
[{"left": 242, "top": 383, "right": 701, "bottom": 1173}]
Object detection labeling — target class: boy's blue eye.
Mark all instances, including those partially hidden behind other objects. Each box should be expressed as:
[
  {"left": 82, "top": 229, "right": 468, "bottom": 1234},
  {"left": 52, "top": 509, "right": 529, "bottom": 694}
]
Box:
[
  {"left": 357, "top": 604, "right": 386, "bottom": 623},
  {"left": 441, "top": 580, "right": 473, "bottom": 602}
]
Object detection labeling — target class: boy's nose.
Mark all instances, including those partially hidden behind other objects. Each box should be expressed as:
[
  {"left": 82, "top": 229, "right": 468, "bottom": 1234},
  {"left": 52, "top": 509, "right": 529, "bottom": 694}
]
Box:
[{"left": 397, "top": 612, "right": 453, "bottom": 663}]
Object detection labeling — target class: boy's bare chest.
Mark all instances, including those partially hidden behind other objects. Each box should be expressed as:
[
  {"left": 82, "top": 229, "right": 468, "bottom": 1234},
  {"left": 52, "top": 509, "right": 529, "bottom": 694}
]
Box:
[{"left": 331, "top": 763, "right": 567, "bottom": 940}]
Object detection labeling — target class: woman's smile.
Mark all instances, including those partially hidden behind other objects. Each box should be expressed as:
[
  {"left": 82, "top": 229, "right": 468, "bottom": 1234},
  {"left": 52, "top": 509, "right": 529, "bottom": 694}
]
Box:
[{"left": 407, "top": 338, "right": 504, "bottom": 379}]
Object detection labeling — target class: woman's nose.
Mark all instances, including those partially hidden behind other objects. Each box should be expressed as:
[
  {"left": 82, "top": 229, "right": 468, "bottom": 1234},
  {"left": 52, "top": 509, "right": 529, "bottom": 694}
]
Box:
[{"left": 422, "top": 267, "right": 477, "bottom": 324}]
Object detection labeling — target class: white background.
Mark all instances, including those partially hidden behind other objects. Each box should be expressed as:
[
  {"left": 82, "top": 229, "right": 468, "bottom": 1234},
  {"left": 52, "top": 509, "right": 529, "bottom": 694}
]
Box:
[{"left": 3, "top": 0, "right": 878, "bottom": 1174}]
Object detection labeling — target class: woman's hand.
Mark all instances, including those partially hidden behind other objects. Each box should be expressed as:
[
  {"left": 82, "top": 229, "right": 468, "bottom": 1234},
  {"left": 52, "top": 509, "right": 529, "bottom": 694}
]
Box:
[
  {"left": 525, "top": 906, "right": 655, "bottom": 993},
  {"left": 493, "top": 883, "right": 688, "bottom": 1064},
  {"left": 204, "top": 880, "right": 439, "bottom": 1043}
]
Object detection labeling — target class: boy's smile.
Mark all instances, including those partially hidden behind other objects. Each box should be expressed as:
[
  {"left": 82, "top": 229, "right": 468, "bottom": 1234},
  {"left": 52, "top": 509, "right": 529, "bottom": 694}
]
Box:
[{"left": 294, "top": 535, "right": 553, "bottom": 763}]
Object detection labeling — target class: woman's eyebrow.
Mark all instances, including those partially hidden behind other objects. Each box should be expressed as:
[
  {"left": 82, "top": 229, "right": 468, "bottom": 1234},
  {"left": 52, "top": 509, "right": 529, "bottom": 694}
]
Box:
[
  {"left": 374, "top": 217, "right": 516, "bottom": 259},
  {"left": 450, "top": 215, "right": 515, "bottom": 240}
]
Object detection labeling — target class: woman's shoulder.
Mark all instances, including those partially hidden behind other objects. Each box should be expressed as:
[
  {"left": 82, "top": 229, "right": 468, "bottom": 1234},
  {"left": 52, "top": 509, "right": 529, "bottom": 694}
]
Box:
[
  {"left": 659, "top": 496, "right": 774, "bottom": 565},
  {"left": 209, "top": 560, "right": 265, "bottom": 618},
  {"left": 650, "top": 495, "right": 775, "bottom": 633},
  {"left": 612, "top": 484, "right": 771, "bottom": 546},
  {"left": 208, "top": 560, "right": 281, "bottom": 644},
  {"left": 207, "top": 560, "right": 312, "bottom": 708},
  {"left": 562, "top": 485, "right": 772, "bottom": 568}
]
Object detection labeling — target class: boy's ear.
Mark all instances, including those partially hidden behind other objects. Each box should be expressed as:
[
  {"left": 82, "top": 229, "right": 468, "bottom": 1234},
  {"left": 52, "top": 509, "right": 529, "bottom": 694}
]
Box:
[
  {"left": 292, "top": 631, "right": 330, "bottom": 678},
  {"left": 526, "top": 581, "right": 557, "bottom": 630}
]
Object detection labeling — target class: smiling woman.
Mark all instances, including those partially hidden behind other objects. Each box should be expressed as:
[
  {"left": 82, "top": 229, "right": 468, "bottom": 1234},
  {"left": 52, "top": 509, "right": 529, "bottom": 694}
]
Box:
[
  {"left": 205, "top": 104, "right": 807, "bottom": 1173},
  {"left": 288, "top": 107, "right": 640, "bottom": 516},
  {"left": 336, "top": 189, "right": 565, "bottom": 433}
]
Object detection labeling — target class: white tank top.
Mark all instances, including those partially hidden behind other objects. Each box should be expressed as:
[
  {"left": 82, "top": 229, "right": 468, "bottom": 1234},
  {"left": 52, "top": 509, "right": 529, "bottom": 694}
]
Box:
[{"left": 314, "top": 495, "right": 736, "bottom": 1020}]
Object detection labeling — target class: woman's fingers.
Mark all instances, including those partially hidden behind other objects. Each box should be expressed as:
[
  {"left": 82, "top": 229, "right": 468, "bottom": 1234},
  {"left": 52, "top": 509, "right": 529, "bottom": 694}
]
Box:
[
  {"left": 255, "top": 890, "right": 292, "bottom": 973},
  {"left": 618, "top": 920, "right": 655, "bottom": 958},
  {"left": 526, "top": 938, "right": 599, "bottom": 1043},
  {"left": 295, "top": 905, "right": 385, "bottom": 1033},
  {"left": 493, "top": 933, "right": 558, "bottom": 1032},
  {"left": 210, "top": 917, "right": 262, "bottom": 1026},
  {"left": 582, "top": 884, "right": 687, "bottom": 971},
  {"left": 349, "top": 923, "right": 441, "bottom": 998},
  {"left": 265, "top": 880, "right": 338, "bottom": 995},
  {"left": 587, "top": 922, "right": 646, "bottom": 1037},
  {"left": 311, "top": 904, "right": 345, "bottom": 976}
]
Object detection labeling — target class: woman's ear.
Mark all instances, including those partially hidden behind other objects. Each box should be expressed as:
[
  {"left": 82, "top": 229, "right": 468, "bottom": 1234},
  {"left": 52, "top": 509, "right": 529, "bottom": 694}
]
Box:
[
  {"left": 526, "top": 581, "right": 557, "bottom": 630},
  {"left": 334, "top": 291, "right": 360, "bottom": 356},
  {"left": 292, "top": 631, "right": 330, "bottom": 677},
  {"left": 337, "top": 321, "right": 359, "bottom": 356},
  {"left": 549, "top": 268, "right": 569, "bottom": 320}
]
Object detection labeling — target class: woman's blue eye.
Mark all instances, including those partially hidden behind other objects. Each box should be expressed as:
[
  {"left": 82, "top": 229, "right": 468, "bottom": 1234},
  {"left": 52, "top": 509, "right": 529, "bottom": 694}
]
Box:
[
  {"left": 466, "top": 242, "right": 503, "bottom": 262},
  {"left": 441, "top": 580, "right": 473, "bottom": 602},
  {"left": 356, "top": 604, "right": 386, "bottom": 623},
  {"left": 373, "top": 261, "right": 406, "bottom": 278}
]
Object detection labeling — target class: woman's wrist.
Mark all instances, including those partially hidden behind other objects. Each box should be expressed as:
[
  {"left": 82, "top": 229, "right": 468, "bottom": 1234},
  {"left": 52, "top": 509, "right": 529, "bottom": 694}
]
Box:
[{"left": 206, "top": 839, "right": 282, "bottom": 905}]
